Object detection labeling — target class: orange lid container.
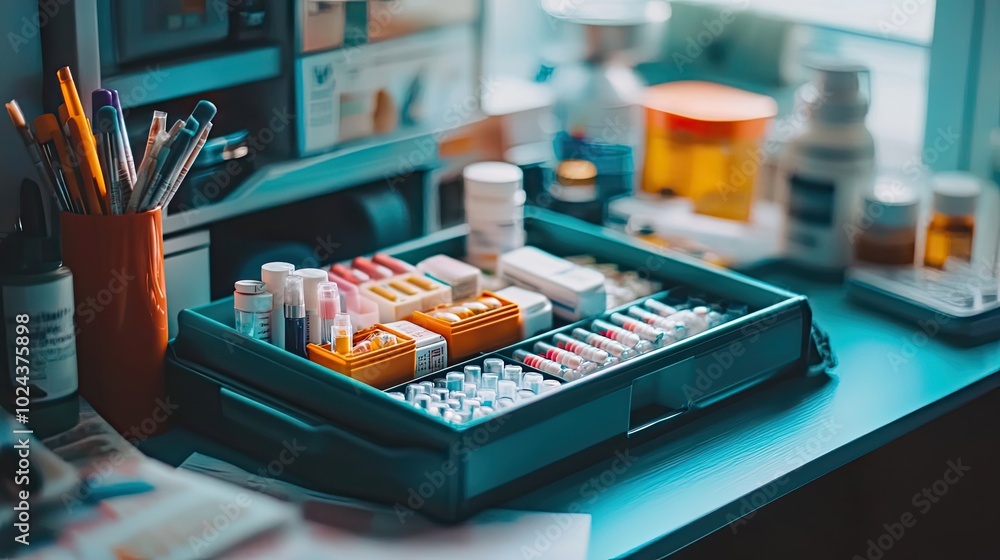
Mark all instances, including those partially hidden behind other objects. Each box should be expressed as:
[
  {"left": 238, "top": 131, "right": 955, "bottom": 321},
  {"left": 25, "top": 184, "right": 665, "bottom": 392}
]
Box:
[
  {"left": 307, "top": 323, "right": 416, "bottom": 389},
  {"left": 644, "top": 81, "right": 777, "bottom": 140},
  {"left": 409, "top": 291, "right": 520, "bottom": 363}
]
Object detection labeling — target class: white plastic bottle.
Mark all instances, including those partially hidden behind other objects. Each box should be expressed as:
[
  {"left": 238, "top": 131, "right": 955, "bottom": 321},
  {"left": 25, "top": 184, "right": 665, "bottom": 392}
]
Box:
[
  {"left": 782, "top": 60, "right": 875, "bottom": 274},
  {"left": 463, "top": 162, "right": 526, "bottom": 272}
]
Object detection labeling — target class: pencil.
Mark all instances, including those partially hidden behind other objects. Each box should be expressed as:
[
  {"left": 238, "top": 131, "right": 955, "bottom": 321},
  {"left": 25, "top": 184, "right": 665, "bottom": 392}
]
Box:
[{"left": 35, "top": 113, "right": 86, "bottom": 213}]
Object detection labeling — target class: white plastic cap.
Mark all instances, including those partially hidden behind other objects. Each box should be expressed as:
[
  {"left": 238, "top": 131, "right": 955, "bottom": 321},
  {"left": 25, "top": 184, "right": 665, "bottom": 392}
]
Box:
[
  {"left": 932, "top": 172, "right": 981, "bottom": 217},
  {"left": 235, "top": 280, "right": 267, "bottom": 295},
  {"left": 294, "top": 268, "right": 328, "bottom": 309},
  {"left": 864, "top": 180, "right": 919, "bottom": 228},
  {"left": 234, "top": 280, "right": 272, "bottom": 313},
  {"left": 464, "top": 162, "right": 524, "bottom": 200}
]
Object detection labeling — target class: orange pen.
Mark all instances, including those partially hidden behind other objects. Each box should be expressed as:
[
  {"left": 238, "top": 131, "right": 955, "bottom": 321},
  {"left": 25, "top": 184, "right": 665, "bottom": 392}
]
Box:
[
  {"left": 34, "top": 114, "right": 86, "bottom": 213},
  {"left": 57, "top": 67, "right": 87, "bottom": 124},
  {"left": 67, "top": 116, "right": 108, "bottom": 215}
]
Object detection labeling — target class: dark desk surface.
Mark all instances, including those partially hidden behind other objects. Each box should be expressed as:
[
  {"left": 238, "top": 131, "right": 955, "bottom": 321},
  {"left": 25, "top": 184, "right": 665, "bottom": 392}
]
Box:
[{"left": 142, "top": 273, "right": 1000, "bottom": 560}]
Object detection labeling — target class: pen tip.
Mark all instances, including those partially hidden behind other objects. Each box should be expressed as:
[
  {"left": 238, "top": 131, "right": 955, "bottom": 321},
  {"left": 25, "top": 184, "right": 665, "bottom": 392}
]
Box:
[
  {"left": 96, "top": 105, "right": 118, "bottom": 133},
  {"left": 56, "top": 66, "right": 73, "bottom": 82},
  {"left": 5, "top": 100, "right": 25, "bottom": 128},
  {"left": 191, "top": 100, "right": 217, "bottom": 125}
]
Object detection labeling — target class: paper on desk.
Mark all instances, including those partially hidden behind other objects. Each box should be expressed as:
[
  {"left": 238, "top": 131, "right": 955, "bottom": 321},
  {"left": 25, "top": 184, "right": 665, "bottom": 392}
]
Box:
[
  {"left": 181, "top": 452, "right": 592, "bottom": 560},
  {"left": 24, "top": 458, "right": 295, "bottom": 560}
]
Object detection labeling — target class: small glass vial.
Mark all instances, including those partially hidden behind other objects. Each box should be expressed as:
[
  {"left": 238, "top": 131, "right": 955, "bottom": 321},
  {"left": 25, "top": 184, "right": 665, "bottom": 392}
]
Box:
[
  {"left": 854, "top": 182, "right": 919, "bottom": 266},
  {"left": 332, "top": 313, "right": 353, "bottom": 356},
  {"left": 924, "top": 173, "right": 980, "bottom": 269},
  {"left": 234, "top": 280, "right": 273, "bottom": 342}
]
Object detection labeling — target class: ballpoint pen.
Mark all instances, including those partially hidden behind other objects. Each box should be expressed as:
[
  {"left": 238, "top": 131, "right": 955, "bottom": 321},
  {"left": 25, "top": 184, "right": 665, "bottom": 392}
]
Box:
[
  {"left": 110, "top": 90, "right": 137, "bottom": 184},
  {"left": 129, "top": 119, "right": 182, "bottom": 212},
  {"left": 95, "top": 106, "right": 128, "bottom": 214},
  {"left": 34, "top": 113, "right": 85, "bottom": 213},
  {"left": 4, "top": 100, "right": 67, "bottom": 211},
  {"left": 142, "top": 111, "right": 166, "bottom": 165},
  {"left": 141, "top": 123, "right": 195, "bottom": 212},
  {"left": 160, "top": 122, "right": 212, "bottom": 210}
]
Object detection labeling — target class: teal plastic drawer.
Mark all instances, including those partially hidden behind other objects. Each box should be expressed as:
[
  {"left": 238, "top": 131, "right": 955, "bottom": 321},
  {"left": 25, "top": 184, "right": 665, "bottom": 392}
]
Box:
[{"left": 166, "top": 209, "right": 815, "bottom": 522}]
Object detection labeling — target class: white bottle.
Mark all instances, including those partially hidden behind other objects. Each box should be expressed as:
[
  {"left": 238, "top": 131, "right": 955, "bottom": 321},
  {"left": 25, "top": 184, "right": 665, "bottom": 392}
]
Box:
[
  {"left": 783, "top": 60, "right": 875, "bottom": 273},
  {"left": 463, "top": 162, "right": 526, "bottom": 272}
]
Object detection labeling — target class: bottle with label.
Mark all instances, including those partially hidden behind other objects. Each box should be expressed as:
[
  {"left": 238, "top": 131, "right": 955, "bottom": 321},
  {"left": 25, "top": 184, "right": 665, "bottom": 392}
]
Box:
[
  {"left": 783, "top": 59, "right": 875, "bottom": 274},
  {"left": 234, "top": 280, "right": 272, "bottom": 342},
  {"left": 0, "top": 180, "right": 79, "bottom": 437}
]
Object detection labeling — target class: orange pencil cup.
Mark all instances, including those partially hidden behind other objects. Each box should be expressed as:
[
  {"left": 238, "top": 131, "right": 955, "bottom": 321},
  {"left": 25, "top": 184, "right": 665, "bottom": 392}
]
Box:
[{"left": 60, "top": 210, "right": 169, "bottom": 437}]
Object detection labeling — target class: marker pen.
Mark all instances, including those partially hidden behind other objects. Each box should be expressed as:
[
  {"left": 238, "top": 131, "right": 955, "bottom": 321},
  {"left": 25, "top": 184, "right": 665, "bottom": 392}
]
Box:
[
  {"left": 284, "top": 275, "right": 307, "bottom": 358},
  {"left": 571, "top": 328, "right": 637, "bottom": 360},
  {"left": 261, "top": 262, "right": 295, "bottom": 350},
  {"left": 333, "top": 313, "right": 353, "bottom": 356},
  {"left": 294, "top": 268, "right": 328, "bottom": 345},
  {"left": 552, "top": 333, "right": 610, "bottom": 364},
  {"left": 318, "top": 281, "right": 340, "bottom": 344}
]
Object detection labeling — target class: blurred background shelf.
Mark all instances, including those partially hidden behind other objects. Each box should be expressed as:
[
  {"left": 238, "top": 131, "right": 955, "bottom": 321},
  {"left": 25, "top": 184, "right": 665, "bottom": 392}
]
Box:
[
  {"left": 162, "top": 130, "right": 439, "bottom": 235},
  {"left": 103, "top": 46, "right": 282, "bottom": 109}
]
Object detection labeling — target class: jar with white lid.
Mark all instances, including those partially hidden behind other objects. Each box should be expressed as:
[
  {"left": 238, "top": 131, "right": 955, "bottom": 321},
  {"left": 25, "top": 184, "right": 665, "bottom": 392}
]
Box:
[{"left": 464, "top": 162, "right": 526, "bottom": 271}]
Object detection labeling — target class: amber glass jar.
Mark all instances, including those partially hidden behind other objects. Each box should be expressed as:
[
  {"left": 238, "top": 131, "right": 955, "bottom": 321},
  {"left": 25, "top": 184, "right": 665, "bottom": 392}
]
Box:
[
  {"left": 854, "top": 183, "right": 919, "bottom": 265},
  {"left": 923, "top": 173, "right": 980, "bottom": 269}
]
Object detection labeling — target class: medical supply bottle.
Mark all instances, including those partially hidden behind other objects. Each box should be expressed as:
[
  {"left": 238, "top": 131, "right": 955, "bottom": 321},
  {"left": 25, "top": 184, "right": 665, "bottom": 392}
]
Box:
[
  {"left": 924, "top": 172, "right": 980, "bottom": 269},
  {"left": 233, "top": 280, "right": 272, "bottom": 342},
  {"left": 853, "top": 181, "right": 919, "bottom": 266},
  {"left": 463, "top": 162, "right": 525, "bottom": 272},
  {"left": 0, "top": 180, "right": 79, "bottom": 437},
  {"left": 783, "top": 60, "right": 875, "bottom": 273}
]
